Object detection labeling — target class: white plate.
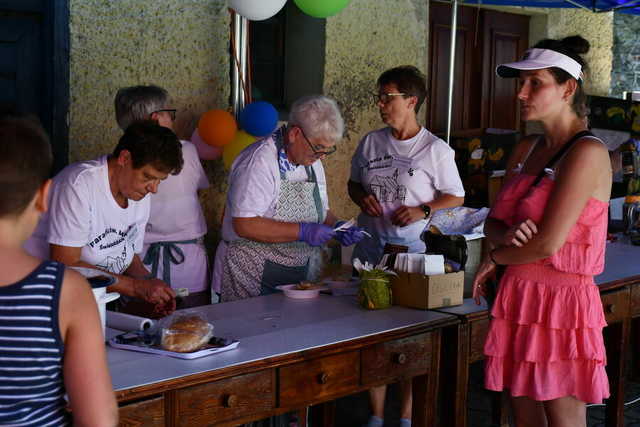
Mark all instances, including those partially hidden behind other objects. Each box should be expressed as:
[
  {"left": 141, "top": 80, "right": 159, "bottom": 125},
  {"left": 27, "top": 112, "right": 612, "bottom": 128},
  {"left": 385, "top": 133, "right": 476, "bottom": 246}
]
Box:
[
  {"left": 69, "top": 266, "right": 118, "bottom": 288},
  {"left": 276, "top": 284, "right": 327, "bottom": 299}
]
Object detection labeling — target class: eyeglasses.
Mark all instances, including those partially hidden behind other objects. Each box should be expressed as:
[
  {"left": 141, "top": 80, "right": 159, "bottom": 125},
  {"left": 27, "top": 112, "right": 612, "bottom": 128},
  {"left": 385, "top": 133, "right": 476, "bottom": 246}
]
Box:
[
  {"left": 151, "top": 109, "right": 177, "bottom": 121},
  {"left": 372, "top": 92, "right": 410, "bottom": 104},
  {"left": 298, "top": 126, "right": 337, "bottom": 158}
]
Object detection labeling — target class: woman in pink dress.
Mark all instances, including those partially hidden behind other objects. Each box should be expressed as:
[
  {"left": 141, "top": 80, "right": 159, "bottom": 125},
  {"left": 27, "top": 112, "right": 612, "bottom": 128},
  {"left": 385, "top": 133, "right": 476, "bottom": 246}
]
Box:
[{"left": 472, "top": 35, "right": 611, "bottom": 426}]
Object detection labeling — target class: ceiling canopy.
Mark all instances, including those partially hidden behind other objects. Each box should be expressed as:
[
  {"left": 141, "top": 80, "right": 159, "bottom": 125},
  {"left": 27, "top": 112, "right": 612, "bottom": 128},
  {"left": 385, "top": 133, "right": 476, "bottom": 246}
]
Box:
[{"left": 459, "top": 0, "right": 640, "bottom": 14}]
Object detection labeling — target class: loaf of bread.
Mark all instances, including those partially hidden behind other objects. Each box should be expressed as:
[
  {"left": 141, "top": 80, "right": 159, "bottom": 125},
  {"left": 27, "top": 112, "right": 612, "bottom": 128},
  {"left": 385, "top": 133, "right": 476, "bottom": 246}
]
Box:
[
  {"left": 161, "top": 315, "right": 213, "bottom": 353},
  {"left": 296, "top": 281, "right": 323, "bottom": 290}
]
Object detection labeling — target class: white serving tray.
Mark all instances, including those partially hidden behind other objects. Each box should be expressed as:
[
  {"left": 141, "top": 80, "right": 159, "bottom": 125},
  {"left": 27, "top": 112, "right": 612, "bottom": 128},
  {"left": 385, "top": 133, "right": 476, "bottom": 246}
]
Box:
[{"left": 108, "top": 335, "right": 239, "bottom": 360}]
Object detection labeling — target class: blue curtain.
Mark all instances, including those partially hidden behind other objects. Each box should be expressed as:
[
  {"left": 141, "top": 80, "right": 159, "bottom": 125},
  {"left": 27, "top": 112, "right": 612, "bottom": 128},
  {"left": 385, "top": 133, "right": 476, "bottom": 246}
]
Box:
[{"left": 459, "top": 0, "right": 640, "bottom": 14}]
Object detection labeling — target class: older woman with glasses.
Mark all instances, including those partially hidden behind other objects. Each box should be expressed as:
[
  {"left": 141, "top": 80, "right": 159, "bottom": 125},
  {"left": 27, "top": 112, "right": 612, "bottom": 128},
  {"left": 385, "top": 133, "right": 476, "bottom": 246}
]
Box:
[
  {"left": 217, "top": 95, "right": 364, "bottom": 302},
  {"left": 348, "top": 66, "right": 465, "bottom": 427}
]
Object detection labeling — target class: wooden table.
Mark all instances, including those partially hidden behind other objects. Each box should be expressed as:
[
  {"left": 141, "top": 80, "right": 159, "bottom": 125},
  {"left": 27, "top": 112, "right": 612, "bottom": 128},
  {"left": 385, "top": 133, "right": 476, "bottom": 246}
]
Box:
[
  {"left": 435, "top": 240, "right": 640, "bottom": 427},
  {"left": 108, "top": 293, "right": 458, "bottom": 426}
]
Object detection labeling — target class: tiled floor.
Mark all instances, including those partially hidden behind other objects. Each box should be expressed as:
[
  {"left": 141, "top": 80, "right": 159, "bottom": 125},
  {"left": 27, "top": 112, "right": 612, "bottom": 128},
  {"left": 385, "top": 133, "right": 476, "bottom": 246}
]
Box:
[{"left": 332, "top": 362, "right": 640, "bottom": 426}]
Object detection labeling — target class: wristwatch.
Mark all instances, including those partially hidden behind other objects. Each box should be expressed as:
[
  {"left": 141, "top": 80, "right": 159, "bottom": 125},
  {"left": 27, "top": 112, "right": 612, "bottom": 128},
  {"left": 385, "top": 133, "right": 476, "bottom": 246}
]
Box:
[{"left": 420, "top": 204, "right": 431, "bottom": 219}]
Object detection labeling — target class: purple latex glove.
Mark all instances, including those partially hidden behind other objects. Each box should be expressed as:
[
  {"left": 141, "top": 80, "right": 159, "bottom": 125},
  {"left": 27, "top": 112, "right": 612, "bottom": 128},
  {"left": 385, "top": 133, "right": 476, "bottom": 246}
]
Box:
[
  {"left": 334, "top": 221, "right": 366, "bottom": 246},
  {"left": 298, "top": 223, "right": 336, "bottom": 247}
]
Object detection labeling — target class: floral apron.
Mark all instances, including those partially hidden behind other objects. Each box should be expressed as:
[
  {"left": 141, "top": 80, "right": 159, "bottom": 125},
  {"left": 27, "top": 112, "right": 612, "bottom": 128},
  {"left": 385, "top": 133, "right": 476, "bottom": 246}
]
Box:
[{"left": 221, "top": 132, "right": 325, "bottom": 302}]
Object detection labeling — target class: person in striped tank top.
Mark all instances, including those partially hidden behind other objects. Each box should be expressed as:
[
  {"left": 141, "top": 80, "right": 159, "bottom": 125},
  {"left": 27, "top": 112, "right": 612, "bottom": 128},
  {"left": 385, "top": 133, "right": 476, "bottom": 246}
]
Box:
[{"left": 0, "top": 113, "right": 118, "bottom": 426}]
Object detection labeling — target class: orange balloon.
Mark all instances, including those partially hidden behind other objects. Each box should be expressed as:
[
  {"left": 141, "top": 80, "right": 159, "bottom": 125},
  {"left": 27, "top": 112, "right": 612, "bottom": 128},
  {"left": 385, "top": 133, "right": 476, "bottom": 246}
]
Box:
[{"left": 198, "top": 109, "right": 238, "bottom": 147}]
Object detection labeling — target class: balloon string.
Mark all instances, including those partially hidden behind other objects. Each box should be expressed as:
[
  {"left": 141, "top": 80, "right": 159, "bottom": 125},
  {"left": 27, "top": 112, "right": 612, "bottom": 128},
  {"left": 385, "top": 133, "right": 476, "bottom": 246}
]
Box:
[{"left": 230, "top": 12, "right": 250, "bottom": 104}]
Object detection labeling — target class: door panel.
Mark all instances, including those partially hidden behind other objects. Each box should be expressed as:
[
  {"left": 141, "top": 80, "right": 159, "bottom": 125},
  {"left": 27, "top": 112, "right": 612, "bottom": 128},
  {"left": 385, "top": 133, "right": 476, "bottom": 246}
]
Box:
[
  {"left": 0, "top": 1, "right": 69, "bottom": 173},
  {"left": 0, "top": 18, "right": 42, "bottom": 117},
  {"left": 481, "top": 10, "right": 529, "bottom": 131},
  {"left": 427, "top": 4, "right": 529, "bottom": 134},
  {"left": 428, "top": 3, "right": 481, "bottom": 134}
]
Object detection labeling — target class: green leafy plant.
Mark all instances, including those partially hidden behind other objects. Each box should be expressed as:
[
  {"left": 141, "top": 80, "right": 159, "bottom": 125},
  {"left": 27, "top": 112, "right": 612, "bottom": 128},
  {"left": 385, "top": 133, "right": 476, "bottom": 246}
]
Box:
[{"left": 354, "top": 259, "right": 396, "bottom": 310}]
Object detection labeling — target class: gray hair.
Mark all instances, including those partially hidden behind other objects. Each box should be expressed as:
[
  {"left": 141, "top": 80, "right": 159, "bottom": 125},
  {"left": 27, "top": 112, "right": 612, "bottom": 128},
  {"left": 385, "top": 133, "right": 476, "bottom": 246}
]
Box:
[
  {"left": 288, "top": 95, "right": 344, "bottom": 144},
  {"left": 114, "top": 85, "right": 168, "bottom": 130}
]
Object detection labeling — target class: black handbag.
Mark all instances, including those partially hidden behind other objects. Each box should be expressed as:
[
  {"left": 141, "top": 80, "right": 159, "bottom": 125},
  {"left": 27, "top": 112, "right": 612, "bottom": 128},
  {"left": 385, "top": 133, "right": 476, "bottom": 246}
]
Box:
[{"left": 421, "top": 231, "right": 468, "bottom": 269}]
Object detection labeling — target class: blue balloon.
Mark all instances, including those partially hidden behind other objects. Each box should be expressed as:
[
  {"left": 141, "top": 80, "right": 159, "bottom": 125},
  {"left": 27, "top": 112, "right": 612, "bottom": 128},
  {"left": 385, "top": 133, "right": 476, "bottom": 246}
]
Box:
[{"left": 239, "top": 101, "right": 278, "bottom": 137}]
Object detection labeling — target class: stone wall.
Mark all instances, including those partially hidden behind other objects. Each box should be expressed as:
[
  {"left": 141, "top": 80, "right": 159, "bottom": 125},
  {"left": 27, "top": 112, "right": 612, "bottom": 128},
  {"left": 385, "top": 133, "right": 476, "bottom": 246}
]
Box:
[
  {"left": 478, "top": 5, "right": 613, "bottom": 97},
  {"left": 323, "top": 0, "right": 428, "bottom": 219},
  {"left": 546, "top": 8, "right": 613, "bottom": 97},
  {"left": 67, "top": 1, "right": 617, "bottom": 254},
  {"left": 611, "top": 13, "right": 640, "bottom": 98},
  {"left": 67, "top": 0, "right": 429, "bottom": 248},
  {"left": 69, "top": 0, "right": 230, "bottom": 242}
]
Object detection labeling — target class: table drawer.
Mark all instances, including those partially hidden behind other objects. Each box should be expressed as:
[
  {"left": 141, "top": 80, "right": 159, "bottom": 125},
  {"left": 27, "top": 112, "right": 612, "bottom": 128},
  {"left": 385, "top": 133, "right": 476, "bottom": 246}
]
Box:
[
  {"left": 119, "top": 396, "right": 164, "bottom": 427},
  {"left": 601, "top": 288, "right": 630, "bottom": 325},
  {"left": 176, "top": 370, "right": 274, "bottom": 426},
  {"left": 361, "top": 333, "right": 432, "bottom": 385},
  {"left": 279, "top": 351, "right": 360, "bottom": 407},
  {"left": 469, "top": 317, "right": 490, "bottom": 363},
  {"left": 631, "top": 285, "right": 640, "bottom": 317}
]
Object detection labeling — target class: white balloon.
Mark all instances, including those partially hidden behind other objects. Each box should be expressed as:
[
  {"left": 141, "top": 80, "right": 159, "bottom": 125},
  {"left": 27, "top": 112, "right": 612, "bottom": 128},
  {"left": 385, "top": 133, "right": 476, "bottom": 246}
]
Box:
[{"left": 229, "top": 0, "right": 287, "bottom": 21}]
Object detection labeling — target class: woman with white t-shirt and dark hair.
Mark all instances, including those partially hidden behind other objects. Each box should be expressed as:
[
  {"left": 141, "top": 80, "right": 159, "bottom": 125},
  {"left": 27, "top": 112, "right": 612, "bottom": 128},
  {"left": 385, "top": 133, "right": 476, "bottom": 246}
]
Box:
[
  {"left": 348, "top": 65, "right": 465, "bottom": 427},
  {"left": 115, "top": 85, "right": 210, "bottom": 308}
]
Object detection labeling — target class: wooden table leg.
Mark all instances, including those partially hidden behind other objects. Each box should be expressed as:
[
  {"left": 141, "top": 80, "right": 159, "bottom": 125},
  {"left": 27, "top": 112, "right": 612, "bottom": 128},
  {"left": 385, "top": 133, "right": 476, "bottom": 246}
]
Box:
[
  {"left": 491, "top": 391, "right": 510, "bottom": 427},
  {"left": 310, "top": 401, "right": 336, "bottom": 427},
  {"left": 604, "top": 318, "right": 629, "bottom": 427},
  {"left": 297, "top": 407, "right": 308, "bottom": 427},
  {"left": 412, "top": 329, "right": 441, "bottom": 427},
  {"left": 439, "top": 322, "right": 470, "bottom": 427},
  {"left": 632, "top": 317, "right": 640, "bottom": 381},
  {"left": 165, "top": 390, "right": 178, "bottom": 427}
]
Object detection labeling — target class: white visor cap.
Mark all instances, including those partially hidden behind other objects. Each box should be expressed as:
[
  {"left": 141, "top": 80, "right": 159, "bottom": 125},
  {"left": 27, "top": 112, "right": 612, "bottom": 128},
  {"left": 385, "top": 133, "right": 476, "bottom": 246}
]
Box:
[{"left": 496, "top": 48, "right": 583, "bottom": 81}]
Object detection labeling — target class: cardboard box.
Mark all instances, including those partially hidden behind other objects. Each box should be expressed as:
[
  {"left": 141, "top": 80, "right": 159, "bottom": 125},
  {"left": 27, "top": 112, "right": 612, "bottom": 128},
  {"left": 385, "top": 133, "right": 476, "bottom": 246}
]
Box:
[{"left": 391, "top": 271, "right": 464, "bottom": 310}]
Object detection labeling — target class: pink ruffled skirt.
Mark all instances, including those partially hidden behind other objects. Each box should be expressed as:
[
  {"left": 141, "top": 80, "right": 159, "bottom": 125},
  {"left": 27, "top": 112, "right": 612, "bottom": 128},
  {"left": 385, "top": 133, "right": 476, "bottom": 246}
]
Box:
[{"left": 484, "top": 263, "right": 610, "bottom": 403}]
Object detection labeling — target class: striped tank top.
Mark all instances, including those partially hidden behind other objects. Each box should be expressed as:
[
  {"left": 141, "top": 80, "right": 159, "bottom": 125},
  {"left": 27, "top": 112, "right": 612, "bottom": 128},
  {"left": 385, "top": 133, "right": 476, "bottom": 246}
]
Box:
[{"left": 0, "top": 261, "right": 70, "bottom": 426}]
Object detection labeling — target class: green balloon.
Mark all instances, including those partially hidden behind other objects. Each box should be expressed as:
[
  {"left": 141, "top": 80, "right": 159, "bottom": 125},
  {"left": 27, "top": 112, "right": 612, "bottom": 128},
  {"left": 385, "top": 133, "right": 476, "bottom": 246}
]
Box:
[{"left": 293, "top": 0, "right": 351, "bottom": 18}]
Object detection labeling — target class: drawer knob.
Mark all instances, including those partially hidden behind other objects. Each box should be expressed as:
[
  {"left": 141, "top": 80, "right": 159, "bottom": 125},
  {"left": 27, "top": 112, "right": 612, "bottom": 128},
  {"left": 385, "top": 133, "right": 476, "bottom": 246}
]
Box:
[
  {"left": 223, "top": 394, "right": 238, "bottom": 408},
  {"left": 607, "top": 304, "right": 616, "bottom": 314},
  {"left": 318, "top": 372, "right": 329, "bottom": 384},
  {"left": 394, "top": 353, "right": 407, "bottom": 365}
]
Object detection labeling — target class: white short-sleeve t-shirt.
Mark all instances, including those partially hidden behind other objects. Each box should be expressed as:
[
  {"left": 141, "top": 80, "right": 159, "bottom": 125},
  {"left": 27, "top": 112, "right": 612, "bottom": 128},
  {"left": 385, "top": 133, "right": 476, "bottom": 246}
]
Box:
[
  {"left": 144, "top": 140, "right": 209, "bottom": 243},
  {"left": 350, "top": 127, "right": 464, "bottom": 259},
  {"left": 46, "top": 155, "right": 150, "bottom": 274},
  {"left": 220, "top": 132, "right": 329, "bottom": 242}
]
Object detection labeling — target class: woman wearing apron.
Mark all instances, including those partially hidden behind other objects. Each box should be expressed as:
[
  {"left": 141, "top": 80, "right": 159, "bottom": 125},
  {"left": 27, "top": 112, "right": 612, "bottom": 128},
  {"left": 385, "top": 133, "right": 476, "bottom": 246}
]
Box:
[
  {"left": 348, "top": 66, "right": 465, "bottom": 427},
  {"left": 218, "top": 95, "right": 363, "bottom": 302}
]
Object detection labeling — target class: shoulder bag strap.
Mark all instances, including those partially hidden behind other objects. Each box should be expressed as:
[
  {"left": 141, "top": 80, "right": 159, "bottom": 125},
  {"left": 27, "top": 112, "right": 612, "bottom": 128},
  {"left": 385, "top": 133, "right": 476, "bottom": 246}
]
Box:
[{"left": 532, "top": 130, "right": 594, "bottom": 186}]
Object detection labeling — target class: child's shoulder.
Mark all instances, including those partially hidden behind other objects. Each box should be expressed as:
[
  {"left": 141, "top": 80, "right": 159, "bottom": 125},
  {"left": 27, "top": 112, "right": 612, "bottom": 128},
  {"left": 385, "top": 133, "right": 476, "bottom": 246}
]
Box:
[
  {"left": 61, "top": 267, "right": 89, "bottom": 292},
  {"left": 0, "top": 253, "right": 55, "bottom": 287}
]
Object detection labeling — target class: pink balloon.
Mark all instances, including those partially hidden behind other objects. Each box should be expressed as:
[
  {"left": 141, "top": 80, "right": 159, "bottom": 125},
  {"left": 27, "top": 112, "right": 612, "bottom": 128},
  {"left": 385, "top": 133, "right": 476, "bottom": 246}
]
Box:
[{"left": 191, "top": 128, "right": 222, "bottom": 160}]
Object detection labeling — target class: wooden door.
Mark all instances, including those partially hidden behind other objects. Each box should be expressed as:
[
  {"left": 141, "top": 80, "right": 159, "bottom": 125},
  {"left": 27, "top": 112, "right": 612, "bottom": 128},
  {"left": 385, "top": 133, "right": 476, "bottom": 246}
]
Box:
[
  {"left": 0, "top": 15, "right": 42, "bottom": 118},
  {"left": 0, "top": 0, "right": 69, "bottom": 173},
  {"left": 427, "top": 3, "right": 482, "bottom": 134},
  {"left": 427, "top": 4, "right": 529, "bottom": 134},
  {"left": 481, "top": 9, "right": 529, "bottom": 131}
]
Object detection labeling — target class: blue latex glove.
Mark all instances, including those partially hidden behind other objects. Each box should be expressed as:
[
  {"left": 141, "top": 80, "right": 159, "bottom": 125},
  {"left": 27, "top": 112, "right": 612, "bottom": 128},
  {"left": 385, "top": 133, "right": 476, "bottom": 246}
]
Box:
[
  {"left": 298, "top": 223, "right": 336, "bottom": 247},
  {"left": 334, "top": 221, "right": 366, "bottom": 246}
]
